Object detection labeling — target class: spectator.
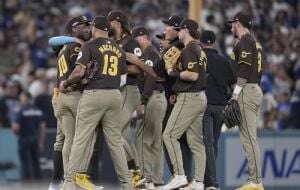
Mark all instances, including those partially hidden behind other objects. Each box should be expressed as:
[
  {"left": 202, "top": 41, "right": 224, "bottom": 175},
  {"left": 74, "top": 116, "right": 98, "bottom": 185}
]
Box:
[{"left": 11, "top": 91, "right": 46, "bottom": 180}]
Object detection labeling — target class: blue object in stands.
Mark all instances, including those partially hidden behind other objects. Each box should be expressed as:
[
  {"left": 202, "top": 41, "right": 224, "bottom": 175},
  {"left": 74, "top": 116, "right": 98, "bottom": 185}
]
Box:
[
  {"left": 48, "top": 36, "right": 76, "bottom": 47},
  {"left": 0, "top": 128, "right": 21, "bottom": 182}
]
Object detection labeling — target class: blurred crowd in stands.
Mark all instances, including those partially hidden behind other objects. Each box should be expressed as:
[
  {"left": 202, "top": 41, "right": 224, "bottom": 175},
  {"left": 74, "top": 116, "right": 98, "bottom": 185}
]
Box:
[{"left": 0, "top": 0, "right": 299, "bottom": 133}]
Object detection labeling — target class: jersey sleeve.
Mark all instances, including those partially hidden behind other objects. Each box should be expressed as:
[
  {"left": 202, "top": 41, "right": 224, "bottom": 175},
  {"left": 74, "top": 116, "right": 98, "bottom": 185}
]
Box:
[
  {"left": 236, "top": 39, "right": 253, "bottom": 66},
  {"left": 181, "top": 46, "right": 200, "bottom": 73},
  {"left": 69, "top": 44, "right": 81, "bottom": 66},
  {"left": 76, "top": 43, "right": 91, "bottom": 68}
]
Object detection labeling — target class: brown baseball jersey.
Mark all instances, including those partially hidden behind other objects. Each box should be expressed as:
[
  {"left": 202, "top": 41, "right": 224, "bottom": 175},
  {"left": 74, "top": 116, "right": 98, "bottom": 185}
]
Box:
[
  {"left": 76, "top": 37, "right": 127, "bottom": 90},
  {"left": 116, "top": 34, "right": 142, "bottom": 85},
  {"left": 232, "top": 33, "right": 264, "bottom": 83},
  {"left": 56, "top": 43, "right": 81, "bottom": 88},
  {"left": 140, "top": 45, "right": 165, "bottom": 104},
  {"left": 172, "top": 41, "right": 207, "bottom": 93}
]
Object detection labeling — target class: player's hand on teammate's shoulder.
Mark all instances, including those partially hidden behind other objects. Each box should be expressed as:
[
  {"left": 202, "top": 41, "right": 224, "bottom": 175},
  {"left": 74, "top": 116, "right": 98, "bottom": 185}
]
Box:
[{"left": 126, "top": 52, "right": 139, "bottom": 63}]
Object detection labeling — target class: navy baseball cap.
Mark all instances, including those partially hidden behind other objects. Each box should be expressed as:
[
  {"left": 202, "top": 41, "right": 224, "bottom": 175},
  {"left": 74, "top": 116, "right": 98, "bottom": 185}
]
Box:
[{"left": 200, "top": 30, "right": 216, "bottom": 44}]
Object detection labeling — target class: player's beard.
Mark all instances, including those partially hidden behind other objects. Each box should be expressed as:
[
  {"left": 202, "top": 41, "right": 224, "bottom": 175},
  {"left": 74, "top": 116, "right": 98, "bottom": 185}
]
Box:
[
  {"left": 108, "top": 27, "right": 115, "bottom": 38},
  {"left": 80, "top": 31, "right": 92, "bottom": 41}
]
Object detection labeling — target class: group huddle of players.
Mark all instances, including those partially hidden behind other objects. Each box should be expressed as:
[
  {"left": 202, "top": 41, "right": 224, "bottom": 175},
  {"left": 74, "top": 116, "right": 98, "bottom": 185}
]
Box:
[{"left": 48, "top": 9, "right": 265, "bottom": 190}]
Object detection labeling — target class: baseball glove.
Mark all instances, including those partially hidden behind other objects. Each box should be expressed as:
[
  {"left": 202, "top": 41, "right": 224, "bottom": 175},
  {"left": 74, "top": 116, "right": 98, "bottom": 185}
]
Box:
[
  {"left": 163, "top": 46, "right": 181, "bottom": 70},
  {"left": 223, "top": 99, "right": 242, "bottom": 128}
]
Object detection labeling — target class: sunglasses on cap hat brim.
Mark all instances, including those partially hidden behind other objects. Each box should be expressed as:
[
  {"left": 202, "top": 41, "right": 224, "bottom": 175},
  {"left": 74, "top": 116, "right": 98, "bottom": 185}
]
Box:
[
  {"left": 72, "top": 21, "right": 91, "bottom": 28},
  {"left": 227, "top": 18, "right": 239, "bottom": 24},
  {"left": 174, "top": 25, "right": 188, "bottom": 31},
  {"left": 155, "top": 34, "right": 165, "bottom": 39}
]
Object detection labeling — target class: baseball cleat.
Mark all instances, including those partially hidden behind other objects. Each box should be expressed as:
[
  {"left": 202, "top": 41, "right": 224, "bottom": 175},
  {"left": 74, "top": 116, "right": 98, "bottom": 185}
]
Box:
[
  {"left": 131, "top": 170, "right": 146, "bottom": 187},
  {"left": 179, "top": 180, "right": 204, "bottom": 190},
  {"left": 235, "top": 182, "right": 264, "bottom": 190},
  {"left": 162, "top": 175, "right": 188, "bottom": 190},
  {"left": 205, "top": 187, "right": 218, "bottom": 190},
  {"left": 74, "top": 173, "right": 104, "bottom": 190},
  {"left": 48, "top": 182, "right": 61, "bottom": 190}
]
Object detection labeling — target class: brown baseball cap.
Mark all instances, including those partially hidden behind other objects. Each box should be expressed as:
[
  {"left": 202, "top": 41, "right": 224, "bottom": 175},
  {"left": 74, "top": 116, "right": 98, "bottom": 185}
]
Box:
[
  {"left": 131, "top": 26, "right": 149, "bottom": 38},
  {"left": 155, "top": 33, "right": 166, "bottom": 40},
  {"left": 92, "top": 16, "right": 110, "bottom": 32},
  {"left": 66, "top": 15, "right": 91, "bottom": 33},
  {"left": 162, "top": 15, "right": 183, "bottom": 28},
  {"left": 175, "top": 19, "right": 201, "bottom": 39},
  {"left": 227, "top": 12, "right": 253, "bottom": 29}
]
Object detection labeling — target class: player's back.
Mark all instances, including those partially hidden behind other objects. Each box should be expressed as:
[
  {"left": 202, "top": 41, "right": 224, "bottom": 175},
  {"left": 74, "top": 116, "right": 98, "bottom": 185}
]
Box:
[{"left": 84, "top": 37, "right": 127, "bottom": 90}]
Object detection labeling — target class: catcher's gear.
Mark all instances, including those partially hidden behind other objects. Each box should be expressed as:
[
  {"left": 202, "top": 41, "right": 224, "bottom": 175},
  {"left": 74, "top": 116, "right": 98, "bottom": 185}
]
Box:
[
  {"left": 163, "top": 46, "right": 181, "bottom": 70},
  {"left": 223, "top": 99, "right": 242, "bottom": 128}
]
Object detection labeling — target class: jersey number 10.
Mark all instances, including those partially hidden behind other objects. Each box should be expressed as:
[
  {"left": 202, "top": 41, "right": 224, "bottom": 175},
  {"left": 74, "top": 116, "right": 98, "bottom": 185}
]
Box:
[
  {"left": 256, "top": 42, "right": 262, "bottom": 73},
  {"left": 58, "top": 55, "right": 68, "bottom": 77},
  {"left": 102, "top": 54, "right": 118, "bottom": 76}
]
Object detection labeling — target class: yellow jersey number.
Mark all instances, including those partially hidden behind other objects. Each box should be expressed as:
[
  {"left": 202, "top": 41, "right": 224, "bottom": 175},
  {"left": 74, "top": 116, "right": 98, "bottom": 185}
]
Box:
[
  {"left": 256, "top": 42, "right": 262, "bottom": 73},
  {"left": 102, "top": 54, "right": 118, "bottom": 76},
  {"left": 199, "top": 50, "right": 207, "bottom": 72},
  {"left": 58, "top": 54, "right": 68, "bottom": 77}
]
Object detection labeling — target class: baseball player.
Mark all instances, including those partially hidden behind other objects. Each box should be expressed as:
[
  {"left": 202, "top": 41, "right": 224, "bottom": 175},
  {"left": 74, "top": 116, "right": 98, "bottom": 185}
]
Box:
[
  {"left": 200, "top": 30, "right": 236, "bottom": 190},
  {"left": 62, "top": 16, "right": 132, "bottom": 190},
  {"left": 228, "top": 12, "right": 264, "bottom": 190},
  {"left": 107, "top": 10, "right": 145, "bottom": 186},
  {"left": 49, "top": 49, "right": 65, "bottom": 190},
  {"left": 57, "top": 16, "right": 91, "bottom": 182},
  {"left": 162, "top": 19, "right": 207, "bottom": 190},
  {"left": 48, "top": 16, "right": 91, "bottom": 190},
  {"left": 161, "top": 15, "right": 193, "bottom": 181},
  {"left": 131, "top": 26, "right": 167, "bottom": 189}
]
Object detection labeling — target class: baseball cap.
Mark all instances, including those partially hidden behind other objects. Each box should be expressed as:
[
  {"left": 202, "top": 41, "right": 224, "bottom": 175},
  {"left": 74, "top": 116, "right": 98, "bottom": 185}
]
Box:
[
  {"left": 156, "top": 33, "right": 166, "bottom": 40},
  {"left": 175, "top": 19, "right": 198, "bottom": 31},
  {"left": 92, "top": 16, "right": 110, "bottom": 32},
  {"left": 200, "top": 30, "right": 216, "bottom": 45},
  {"left": 131, "top": 26, "right": 149, "bottom": 38},
  {"left": 227, "top": 12, "right": 253, "bottom": 29},
  {"left": 107, "top": 10, "right": 131, "bottom": 33},
  {"left": 162, "top": 15, "right": 183, "bottom": 28},
  {"left": 107, "top": 10, "right": 128, "bottom": 24},
  {"left": 175, "top": 19, "right": 200, "bottom": 39},
  {"left": 66, "top": 15, "right": 90, "bottom": 33}
]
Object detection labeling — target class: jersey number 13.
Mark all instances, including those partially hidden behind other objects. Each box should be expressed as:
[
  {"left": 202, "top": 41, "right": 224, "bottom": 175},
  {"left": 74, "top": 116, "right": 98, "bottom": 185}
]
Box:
[{"left": 102, "top": 54, "right": 118, "bottom": 76}]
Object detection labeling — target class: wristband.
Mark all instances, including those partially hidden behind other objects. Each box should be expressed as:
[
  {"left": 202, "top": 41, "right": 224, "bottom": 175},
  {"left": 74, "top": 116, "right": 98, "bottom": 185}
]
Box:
[{"left": 233, "top": 85, "right": 243, "bottom": 96}]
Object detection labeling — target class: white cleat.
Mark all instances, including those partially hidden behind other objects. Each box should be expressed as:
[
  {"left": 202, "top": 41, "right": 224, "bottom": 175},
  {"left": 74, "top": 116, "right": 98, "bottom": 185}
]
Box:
[
  {"left": 205, "top": 187, "right": 218, "bottom": 190},
  {"left": 48, "top": 182, "right": 61, "bottom": 190},
  {"left": 162, "top": 175, "right": 188, "bottom": 190},
  {"left": 95, "top": 186, "right": 104, "bottom": 190},
  {"left": 179, "top": 180, "right": 204, "bottom": 190},
  {"left": 145, "top": 182, "right": 155, "bottom": 190}
]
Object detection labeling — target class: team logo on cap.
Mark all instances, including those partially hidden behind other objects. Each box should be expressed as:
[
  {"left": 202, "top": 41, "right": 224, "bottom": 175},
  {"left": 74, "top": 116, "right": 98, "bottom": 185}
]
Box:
[
  {"left": 77, "top": 51, "right": 82, "bottom": 60},
  {"left": 134, "top": 48, "right": 142, "bottom": 57},
  {"left": 145, "top": 60, "right": 153, "bottom": 67}
]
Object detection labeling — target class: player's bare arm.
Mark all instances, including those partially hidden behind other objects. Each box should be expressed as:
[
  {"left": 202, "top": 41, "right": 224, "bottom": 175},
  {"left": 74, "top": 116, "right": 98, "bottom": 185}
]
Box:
[
  {"left": 126, "top": 52, "right": 157, "bottom": 78},
  {"left": 61, "top": 64, "right": 86, "bottom": 90}
]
